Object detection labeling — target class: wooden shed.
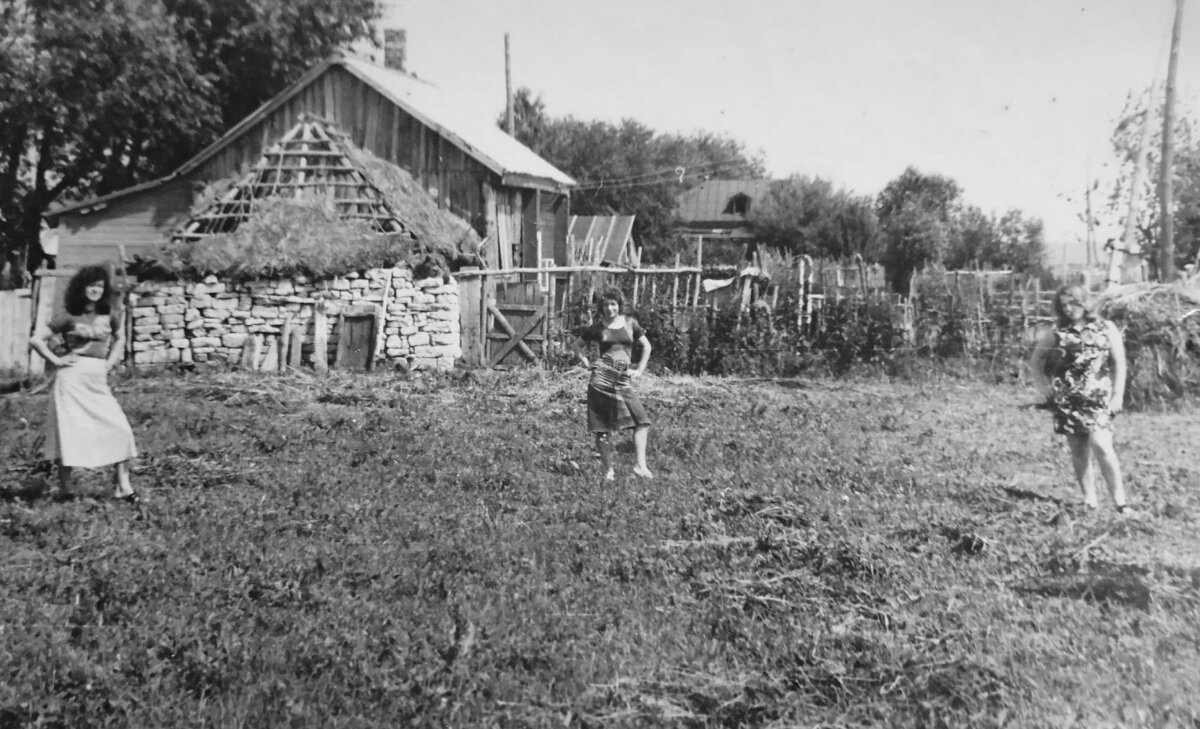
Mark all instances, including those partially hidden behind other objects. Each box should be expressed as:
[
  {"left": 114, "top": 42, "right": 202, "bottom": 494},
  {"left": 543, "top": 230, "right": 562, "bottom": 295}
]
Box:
[{"left": 46, "top": 51, "right": 575, "bottom": 273}]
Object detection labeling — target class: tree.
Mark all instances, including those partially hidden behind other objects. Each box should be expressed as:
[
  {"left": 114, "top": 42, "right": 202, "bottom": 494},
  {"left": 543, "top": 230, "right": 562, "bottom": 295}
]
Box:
[
  {"left": 749, "top": 175, "right": 881, "bottom": 261},
  {"left": 992, "top": 209, "right": 1046, "bottom": 275},
  {"left": 503, "top": 87, "right": 765, "bottom": 262},
  {"left": 877, "top": 167, "right": 961, "bottom": 293},
  {"left": 880, "top": 201, "right": 951, "bottom": 295},
  {"left": 944, "top": 206, "right": 1046, "bottom": 275},
  {"left": 1101, "top": 88, "right": 1200, "bottom": 278},
  {"left": 0, "top": 0, "right": 379, "bottom": 279},
  {"left": 162, "top": 0, "right": 379, "bottom": 129},
  {"left": 944, "top": 205, "right": 997, "bottom": 270}
]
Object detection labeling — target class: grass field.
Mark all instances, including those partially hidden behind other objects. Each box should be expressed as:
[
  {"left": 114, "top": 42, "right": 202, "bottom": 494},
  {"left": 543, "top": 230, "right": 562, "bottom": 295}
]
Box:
[{"left": 2, "top": 368, "right": 1199, "bottom": 728}]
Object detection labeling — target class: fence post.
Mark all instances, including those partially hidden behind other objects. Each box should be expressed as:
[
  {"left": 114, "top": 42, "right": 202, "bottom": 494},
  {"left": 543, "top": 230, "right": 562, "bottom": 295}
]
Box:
[
  {"left": 458, "top": 269, "right": 484, "bottom": 367},
  {"left": 671, "top": 254, "right": 680, "bottom": 310}
]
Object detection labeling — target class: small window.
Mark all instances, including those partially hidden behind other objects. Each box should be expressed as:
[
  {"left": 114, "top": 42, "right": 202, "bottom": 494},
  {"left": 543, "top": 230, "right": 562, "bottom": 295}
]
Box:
[{"left": 724, "top": 193, "right": 750, "bottom": 215}]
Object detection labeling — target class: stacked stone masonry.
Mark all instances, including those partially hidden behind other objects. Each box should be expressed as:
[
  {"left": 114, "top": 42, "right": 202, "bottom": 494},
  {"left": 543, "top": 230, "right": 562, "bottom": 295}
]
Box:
[{"left": 127, "top": 267, "right": 461, "bottom": 370}]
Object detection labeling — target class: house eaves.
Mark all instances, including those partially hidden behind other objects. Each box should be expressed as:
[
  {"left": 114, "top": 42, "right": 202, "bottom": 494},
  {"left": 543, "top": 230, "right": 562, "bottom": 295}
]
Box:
[{"left": 50, "top": 53, "right": 574, "bottom": 218}]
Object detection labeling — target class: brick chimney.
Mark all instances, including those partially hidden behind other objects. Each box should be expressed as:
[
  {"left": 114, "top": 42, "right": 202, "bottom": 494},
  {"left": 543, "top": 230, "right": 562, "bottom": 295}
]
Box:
[{"left": 383, "top": 29, "right": 406, "bottom": 72}]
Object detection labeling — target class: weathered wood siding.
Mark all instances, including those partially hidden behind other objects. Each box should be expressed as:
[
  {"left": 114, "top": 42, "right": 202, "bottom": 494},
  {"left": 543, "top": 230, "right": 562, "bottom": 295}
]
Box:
[
  {"left": 56, "top": 178, "right": 194, "bottom": 272},
  {"left": 196, "top": 66, "right": 492, "bottom": 236},
  {"left": 0, "top": 288, "right": 32, "bottom": 374},
  {"left": 55, "top": 65, "right": 569, "bottom": 272}
]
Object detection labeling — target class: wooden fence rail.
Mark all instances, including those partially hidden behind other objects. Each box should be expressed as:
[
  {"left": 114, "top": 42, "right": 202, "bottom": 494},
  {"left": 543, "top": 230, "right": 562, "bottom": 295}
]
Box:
[{"left": 456, "top": 264, "right": 1058, "bottom": 369}]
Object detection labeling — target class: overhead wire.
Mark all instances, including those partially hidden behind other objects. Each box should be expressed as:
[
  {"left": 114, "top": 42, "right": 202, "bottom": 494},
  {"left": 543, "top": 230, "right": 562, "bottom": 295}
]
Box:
[{"left": 570, "top": 158, "right": 754, "bottom": 191}]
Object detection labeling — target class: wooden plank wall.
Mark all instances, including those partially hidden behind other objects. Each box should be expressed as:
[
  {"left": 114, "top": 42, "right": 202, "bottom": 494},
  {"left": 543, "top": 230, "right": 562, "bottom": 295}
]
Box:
[
  {"left": 196, "top": 66, "right": 496, "bottom": 241},
  {"left": 0, "top": 288, "right": 32, "bottom": 373},
  {"left": 55, "top": 178, "right": 194, "bottom": 272},
  {"left": 56, "top": 64, "right": 568, "bottom": 277}
]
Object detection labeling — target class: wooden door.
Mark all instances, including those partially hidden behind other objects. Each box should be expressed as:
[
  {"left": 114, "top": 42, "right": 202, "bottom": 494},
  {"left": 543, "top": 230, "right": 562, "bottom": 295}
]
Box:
[{"left": 335, "top": 312, "right": 378, "bottom": 371}]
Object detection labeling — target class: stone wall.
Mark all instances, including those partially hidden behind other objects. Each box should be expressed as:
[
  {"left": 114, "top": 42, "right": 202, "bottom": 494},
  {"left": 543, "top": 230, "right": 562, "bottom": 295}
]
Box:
[{"left": 126, "top": 266, "right": 460, "bottom": 370}]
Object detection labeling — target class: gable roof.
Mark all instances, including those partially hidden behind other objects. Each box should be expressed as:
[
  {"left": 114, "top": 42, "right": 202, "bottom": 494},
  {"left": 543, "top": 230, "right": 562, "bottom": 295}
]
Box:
[
  {"left": 50, "top": 53, "right": 574, "bottom": 218},
  {"left": 338, "top": 56, "right": 574, "bottom": 189},
  {"left": 178, "top": 115, "right": 413, "bottom": 241},
  {"left": 675, "top": 179, "right": 773, "bottom": 226},
  {"left": 568, "top": 215, "right": 635, "bottom": 265}
]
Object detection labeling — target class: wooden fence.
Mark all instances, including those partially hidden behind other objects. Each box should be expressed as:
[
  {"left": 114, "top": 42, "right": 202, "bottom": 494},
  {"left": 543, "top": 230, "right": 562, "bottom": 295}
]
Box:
[
  {"left": 456, "top": 263, "right": 1058, "bottom": 369},
  {"left": 0, "top": 288, "right": 33, "bottom": 375}
]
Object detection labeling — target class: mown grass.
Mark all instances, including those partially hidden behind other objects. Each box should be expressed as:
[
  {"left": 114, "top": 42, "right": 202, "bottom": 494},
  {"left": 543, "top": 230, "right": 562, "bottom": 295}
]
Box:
[{"left": 2, "top": 368, "right": 1199, "bottom": 728}]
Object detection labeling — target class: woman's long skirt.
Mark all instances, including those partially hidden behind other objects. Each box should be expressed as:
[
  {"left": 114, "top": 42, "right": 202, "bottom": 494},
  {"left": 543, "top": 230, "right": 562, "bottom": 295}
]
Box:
[
  {"left": 44, "top": 357, "right": 138, "bottom": 468},
  {"left": 586, "top": 358, "right": 650, "bottom": 433}
]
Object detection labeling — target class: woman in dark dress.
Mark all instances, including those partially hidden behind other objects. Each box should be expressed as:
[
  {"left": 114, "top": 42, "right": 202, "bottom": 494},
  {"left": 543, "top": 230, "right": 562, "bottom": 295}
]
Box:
[
  {"left": 571, "top": 288, "right": 653, "bottom": 481},
  {"left": 1029, "top": 284, "right": 1127, "bottom": 511}
]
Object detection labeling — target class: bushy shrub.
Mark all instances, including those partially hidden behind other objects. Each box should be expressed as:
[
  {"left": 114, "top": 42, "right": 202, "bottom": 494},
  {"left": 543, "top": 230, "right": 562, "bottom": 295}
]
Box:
[
  {"left": 628, "top": 295, "right": 903, "bottom": 377},
  {"left": 811, "top": 298, "right": 906, "bottom": 375}
]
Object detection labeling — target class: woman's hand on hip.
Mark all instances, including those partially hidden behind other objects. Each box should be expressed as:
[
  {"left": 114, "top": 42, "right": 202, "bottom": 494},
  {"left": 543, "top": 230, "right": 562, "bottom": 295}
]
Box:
[{"left": 56, "top": 353, "right": 79, "bottom": 368}]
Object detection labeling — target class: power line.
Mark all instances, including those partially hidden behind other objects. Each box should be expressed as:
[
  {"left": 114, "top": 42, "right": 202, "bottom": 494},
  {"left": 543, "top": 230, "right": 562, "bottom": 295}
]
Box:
[{"left": 571, "top": 158, "right": 753, "bottom": 191}]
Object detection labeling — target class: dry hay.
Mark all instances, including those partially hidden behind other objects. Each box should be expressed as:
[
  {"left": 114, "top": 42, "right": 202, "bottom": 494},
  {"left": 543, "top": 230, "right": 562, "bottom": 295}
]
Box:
[
  {"left": 342, "top": 143, "right": 482, "bottom": 266},
  {"left": 1096, "top": 274, "right": 1200, "bottom": 407}
]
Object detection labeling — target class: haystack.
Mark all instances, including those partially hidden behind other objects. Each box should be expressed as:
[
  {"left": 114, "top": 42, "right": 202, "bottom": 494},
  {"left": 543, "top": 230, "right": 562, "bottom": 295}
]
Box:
[{"left": 1096, "top": 274, "right": 1200, "bottom": 407}]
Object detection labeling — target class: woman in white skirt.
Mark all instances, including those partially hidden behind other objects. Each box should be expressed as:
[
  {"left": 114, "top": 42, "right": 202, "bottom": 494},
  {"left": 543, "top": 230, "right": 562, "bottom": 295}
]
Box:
[{"left": 29, "top": 265, "right": 139, "bottom": 503}]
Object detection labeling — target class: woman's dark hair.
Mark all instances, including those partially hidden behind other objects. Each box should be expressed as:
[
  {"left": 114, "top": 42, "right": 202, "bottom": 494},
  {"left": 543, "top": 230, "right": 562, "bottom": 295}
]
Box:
[
  {"left": 595, "top": 286, "right": 625, "bottom": 315},
  {"left": 1053, "top": 284, "right": 1099, "bottom": 328},
  {"left": 64, "top": 266, "right": 113, "bottom": 316}
]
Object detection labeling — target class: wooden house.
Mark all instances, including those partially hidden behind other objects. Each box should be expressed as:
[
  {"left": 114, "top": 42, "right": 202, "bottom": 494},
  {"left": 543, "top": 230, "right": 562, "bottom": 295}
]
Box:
[
  {"left": 46, "top": 50, "right": 575, "bottom": 274},
  {"left": 675, "top": 179, "right": 771, "bottom": 265}
]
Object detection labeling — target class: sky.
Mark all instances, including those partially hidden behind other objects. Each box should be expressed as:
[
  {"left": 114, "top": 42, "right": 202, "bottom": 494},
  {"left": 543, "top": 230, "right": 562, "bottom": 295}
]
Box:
[{"left": 380, "top": 0, "right": 1200, "bottom": 265}]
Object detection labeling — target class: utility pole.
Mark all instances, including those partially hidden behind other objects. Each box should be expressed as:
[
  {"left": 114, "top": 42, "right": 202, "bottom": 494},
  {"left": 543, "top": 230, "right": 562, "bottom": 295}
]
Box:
[
  {"left": 1084, "top": 173, "right": 1096, "bottom": 267},
  {"left": 504, "top": 33, "right": 515, "bottom": 136},
  {"left": 1160, "top": 0, "right": 1185, "bottom": 281}
]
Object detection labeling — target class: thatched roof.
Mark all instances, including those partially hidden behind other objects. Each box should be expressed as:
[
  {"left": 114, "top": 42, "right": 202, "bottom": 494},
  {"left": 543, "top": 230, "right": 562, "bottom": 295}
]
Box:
[{"left": 175, "top": 114, "right": 479, "bottom": 265}]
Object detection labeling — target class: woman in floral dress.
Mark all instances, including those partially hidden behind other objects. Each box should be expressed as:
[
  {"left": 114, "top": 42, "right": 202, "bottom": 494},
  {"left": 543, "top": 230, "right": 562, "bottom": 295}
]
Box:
[{"left": 1029, "top": 285, "right": 1127, "bottom": 511}]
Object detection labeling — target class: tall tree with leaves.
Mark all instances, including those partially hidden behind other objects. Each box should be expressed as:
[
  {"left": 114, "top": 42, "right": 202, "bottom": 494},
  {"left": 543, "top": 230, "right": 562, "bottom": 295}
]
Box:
[
  {"left": 749, "top": 175, "right": 881, "bottom": 261},
  {"left": 0, "top": 0, "right": 379, "bottom": 280},
  {"left": 1102, "top": 88, "right": 1200, "bottom": 278},
  {"left": 162, "top": 0, "right": 378, "bottom": 128},
  {"left": 877, "top": 166, "right": 962, "bottom": 293},
  {"left": 504, "top": 87, "right": 765, "bottom": 262}
]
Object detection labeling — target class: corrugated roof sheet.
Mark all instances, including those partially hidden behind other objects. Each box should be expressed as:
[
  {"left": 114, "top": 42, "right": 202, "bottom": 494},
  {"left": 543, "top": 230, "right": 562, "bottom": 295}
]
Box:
[
  {"left": 568, "top": 215, "right": 635, "bottom": 265},
  {"left": 675, "top": 179, "right": 773, "bottom": 225},
  {"left": 340, "top": 56, "right": 575, "bottom": 187}
]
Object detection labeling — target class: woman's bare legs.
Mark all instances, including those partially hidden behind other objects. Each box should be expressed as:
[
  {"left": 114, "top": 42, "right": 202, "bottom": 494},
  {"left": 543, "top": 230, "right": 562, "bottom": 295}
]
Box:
[
  {"left": 1089, "top": 430, "right": 1126, "bottom": 510},
  {"left": 596, "top": 433, "right": 614, "bottom": 481},
  {"left": 632, "top": 426, "right": 652, "bottom": 479},
  {"left": 113, "top": 460, "right": 135, "bottom": 498},
  {"left": 1066, "top": 434, "right": 1098, "bottom": 508}
]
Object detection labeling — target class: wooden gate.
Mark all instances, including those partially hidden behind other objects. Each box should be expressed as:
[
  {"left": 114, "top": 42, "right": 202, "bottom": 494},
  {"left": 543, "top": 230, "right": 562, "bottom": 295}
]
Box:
[
  {"left": 486, "top": 280, "right": 545, "bottom": 367},
  {"left": 457, "top": 269, "right": 552, "bottom": 368}
]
